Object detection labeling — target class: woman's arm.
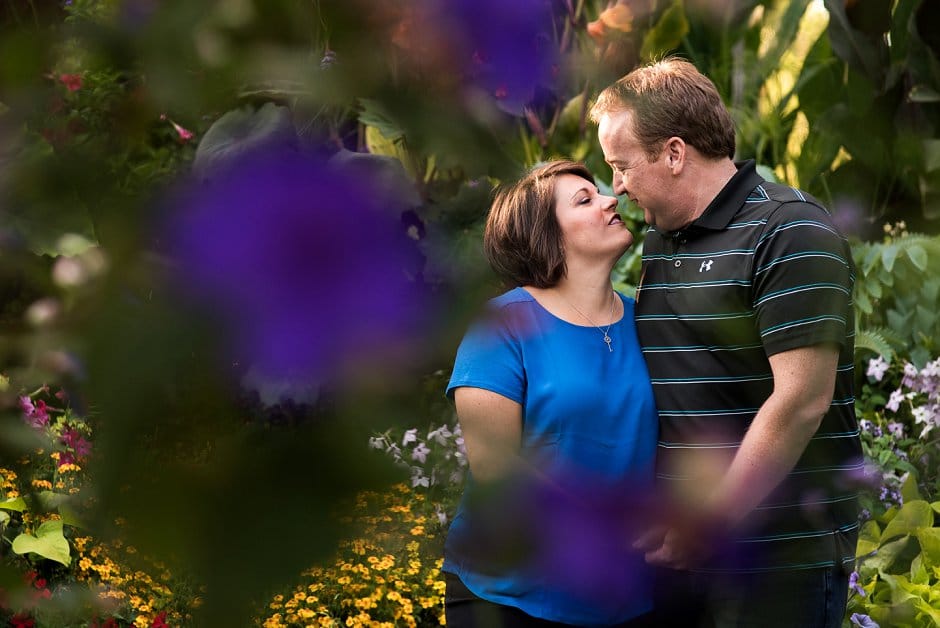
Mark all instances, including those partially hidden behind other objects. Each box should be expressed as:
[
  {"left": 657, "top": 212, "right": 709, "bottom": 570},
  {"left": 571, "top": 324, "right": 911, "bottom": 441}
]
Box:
[{"left": 453, "top": 387, "right": 523, "bottom": 483}]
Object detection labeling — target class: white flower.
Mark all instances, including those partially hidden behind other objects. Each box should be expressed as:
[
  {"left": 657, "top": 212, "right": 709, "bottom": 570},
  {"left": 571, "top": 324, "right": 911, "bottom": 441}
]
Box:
[
  {"left": 402, "top": 428, "right": 418, "bottom": 446},
  {"left": 368, "top": 436, "right": 386, "bottom": 450},
  {"left": 866, "top": 355, "right": 890, "bottom": 381},
  {"left": 411, "top": 441, "right": 431, "bottom": 464},
  {"left": 885, "top": 388, "right": 905, "bottom": 412}
]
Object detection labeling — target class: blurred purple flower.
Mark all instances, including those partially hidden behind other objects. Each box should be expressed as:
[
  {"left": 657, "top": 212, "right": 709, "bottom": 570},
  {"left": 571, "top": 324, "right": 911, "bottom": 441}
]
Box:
[
  {"left": 163, "top": 147, "right": 428, "bottom": 384},
  {"left": 886, "top": 421, "right": 905, "bottom": 439},
  {"left": 444, "top": 0, "right": 561, "bottom": 115},
  {"left": 848, "top": 570, "right": 866, "bottom": 597},
  {"left": 20, "top": 396, "right": 50, "bottom": 429},
  {"left": 60, "top": 428, "right": 92, "bottom": 458},
  {"left": 850, "top": 613, "right": 879, "bottom": 628}
]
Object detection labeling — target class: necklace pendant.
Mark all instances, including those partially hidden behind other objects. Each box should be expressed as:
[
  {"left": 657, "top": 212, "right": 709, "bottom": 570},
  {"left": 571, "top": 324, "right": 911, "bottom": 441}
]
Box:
[{"left": 603, "top": 334, "right": 613, "bottom": 352}]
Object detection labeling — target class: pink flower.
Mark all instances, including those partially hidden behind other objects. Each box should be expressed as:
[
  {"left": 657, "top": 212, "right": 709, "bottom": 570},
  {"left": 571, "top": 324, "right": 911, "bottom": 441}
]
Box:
[
  {"left": 170, "top": 120, "right": 194, "bottom": 142},
  {"left": 60, "top": 428, "right": 92, "bottom": 458},
  {"left": 20, "top": 397, "right": 50, "bottom": 429},
  {"left": 58, "top": 73, "right": 83, "bottom": 92}
]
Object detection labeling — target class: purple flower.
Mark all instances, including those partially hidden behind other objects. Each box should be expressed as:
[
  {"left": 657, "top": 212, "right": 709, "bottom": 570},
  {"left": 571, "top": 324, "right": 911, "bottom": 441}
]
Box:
[
  {"left": 848, "top": 570, "right": 866, "bottom": 597},
  {"left": 885, "top": 388, "right": 905, "bottom": 412},
  {"left": 60, "top": 428, "right": 92, "bottom": 458},
  {"left": 163, "top": 147, "right": 429, "bottom": 385},
  {"left": 441, "top": 0, "right": 561, "bottom": 115},
  {"left": 20, "top": 397, "right": 50, "bottom": 429},
  {"left": 850, "top": 613, "right": 879, "bottom": 628},
  {"left": 886, "top": 421, "right": 905, "bottom": 439},
  {"left": 411, "top": 441, "right": 430, "bottom": 464},
  {"left": 866, "top": 356, "right": 889, "bottom": 381}
]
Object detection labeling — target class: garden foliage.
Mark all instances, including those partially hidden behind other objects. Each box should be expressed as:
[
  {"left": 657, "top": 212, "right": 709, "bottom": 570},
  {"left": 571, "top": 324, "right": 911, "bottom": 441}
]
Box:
[{"left": 1, "top": 0, "right": 940, "bottom": 625}]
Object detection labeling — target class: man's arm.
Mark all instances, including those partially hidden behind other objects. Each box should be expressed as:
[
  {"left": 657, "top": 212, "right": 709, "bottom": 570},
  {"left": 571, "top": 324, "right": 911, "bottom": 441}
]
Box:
[{"left": 642, "top": 342, "right": 840, "bottom": 569}]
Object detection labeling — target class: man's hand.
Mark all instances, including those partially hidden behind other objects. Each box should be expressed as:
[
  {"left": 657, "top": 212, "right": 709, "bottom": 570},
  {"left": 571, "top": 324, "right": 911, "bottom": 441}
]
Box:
[{"left": 638, "top": 512, "right": 730, "bottom": 570}]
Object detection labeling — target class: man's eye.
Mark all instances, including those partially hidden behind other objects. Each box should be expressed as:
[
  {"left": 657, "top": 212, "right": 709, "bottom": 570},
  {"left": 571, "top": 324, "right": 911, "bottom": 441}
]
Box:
[{"left": 578, "top": 197, "right": 591, "bottom": 205}]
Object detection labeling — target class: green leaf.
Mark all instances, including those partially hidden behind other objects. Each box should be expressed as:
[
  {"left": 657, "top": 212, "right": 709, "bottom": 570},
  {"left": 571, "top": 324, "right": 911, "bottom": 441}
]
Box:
[
  {"left": 864, "top": 535, "right": 914, "bottom": 574},
  {"left": 855, "top": 290, "right": 873, "bottom": 314},
  {"left": 909, "top": 85, "right": 940, "bottom": 103},
  {"left": 924, "top": 140, "right": 940, "bottom": 172},
  {"left": 192, "top": 102, "right": 297, "bottom": 177},
  {"left": 906, "top": 245, "right": 928, "bottom": 271},
  {"left": 900, "top": 473, "right": 924, "bottom": 504},
  {"left": 11, "top": 519, "right": 71, "bottom": 566},
  {"left": 931, "top": 501, "right": 940, "bottom": 515},
  {"left": 882, "top": 500, "right": 933, "bottom": 542},
  {"left": 858, "top": 519, "right": 882, "bottom": 557},
  {"left": 0, "top": 497, "right": 27, "bottom": 512},
  {"left": 882, "top": 244, "right": 899, "bottom": 272},
  {"left": 915, "top": 527, "right": 940, "bottom": 568},
  {"left": 358, "top": 98, "right": 405, "bottom": 141},
  {"left": 639, "top": 0, "right": 689, "bottom": 61}
]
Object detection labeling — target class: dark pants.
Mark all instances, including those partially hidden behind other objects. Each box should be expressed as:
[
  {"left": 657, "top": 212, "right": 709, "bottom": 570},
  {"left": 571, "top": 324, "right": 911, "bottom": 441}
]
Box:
[
  {"left": 652, "top": 564, "right": 851, "bottom": 628},
  {"left": 444, "top": 572, "right": 656, "bottom": 628}
]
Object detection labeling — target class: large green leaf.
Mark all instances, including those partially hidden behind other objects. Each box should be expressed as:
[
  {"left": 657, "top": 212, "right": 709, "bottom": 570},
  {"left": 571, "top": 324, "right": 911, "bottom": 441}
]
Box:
[
  {"left": 915, "top": 527, "right": 940, "bottom": 568},
  {"left": 11, "top": 519, "right": 71, "bottom": 566},
  {"left": 192, "top": 102, "right": 298, "bottom": 177},
  {"left": 858, "top": 519, "right": 882, "bottom": 557},
  {"left": 0, "top": 497, "right": 26, "bottom": 512},
  {"left": 906, "top": 244, "right": 929, "bottom": 271},
  {"left": 882, "top": 500, "right": 934, "bottom": 542},
  {"left": 823, "top": 0, "right": 886, "bottom": 82},
  {"left": 865, "top": 535, "right": 915, "bottom": 574},
  {"left": 640, "top": 0, "right": 689, "bottom": 61}
]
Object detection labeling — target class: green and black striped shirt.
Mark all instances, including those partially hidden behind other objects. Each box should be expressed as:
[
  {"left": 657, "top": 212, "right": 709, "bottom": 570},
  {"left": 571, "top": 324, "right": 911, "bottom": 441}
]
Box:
[{"left": 636, "top": 160, "right": 862, "bottom": 573}]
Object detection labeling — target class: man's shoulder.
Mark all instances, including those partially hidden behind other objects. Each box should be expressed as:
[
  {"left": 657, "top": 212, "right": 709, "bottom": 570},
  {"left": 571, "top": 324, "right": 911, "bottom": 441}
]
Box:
[{"left": 750, "top": 181, "right": 828, "bottom": 214}]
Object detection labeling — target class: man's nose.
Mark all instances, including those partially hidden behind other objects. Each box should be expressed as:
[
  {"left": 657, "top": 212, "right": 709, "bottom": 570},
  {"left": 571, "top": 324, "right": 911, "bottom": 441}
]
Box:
[{"left": 612, "top": 170, "right": 627, "bottom": 196}]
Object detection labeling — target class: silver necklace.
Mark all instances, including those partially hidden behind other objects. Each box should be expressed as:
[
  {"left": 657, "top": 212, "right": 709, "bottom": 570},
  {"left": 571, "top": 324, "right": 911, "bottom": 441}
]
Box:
[{"left": 560, "top": 291, "right": 617, "bottom": 352}]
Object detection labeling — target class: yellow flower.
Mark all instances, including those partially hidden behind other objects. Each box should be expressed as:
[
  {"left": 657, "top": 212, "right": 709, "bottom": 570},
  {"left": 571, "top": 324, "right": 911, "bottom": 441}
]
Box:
[{"left": 409, "top": 526, "right": 424, "bottom": 536}]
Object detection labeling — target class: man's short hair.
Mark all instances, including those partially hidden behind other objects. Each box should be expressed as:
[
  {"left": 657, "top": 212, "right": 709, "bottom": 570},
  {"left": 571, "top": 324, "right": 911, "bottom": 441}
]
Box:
[
  {"left": 484, "top": 160, "right": 594, "bottom": 288},
  {"left": 590, "top": 56, "right": 736, "bottom": 161}
]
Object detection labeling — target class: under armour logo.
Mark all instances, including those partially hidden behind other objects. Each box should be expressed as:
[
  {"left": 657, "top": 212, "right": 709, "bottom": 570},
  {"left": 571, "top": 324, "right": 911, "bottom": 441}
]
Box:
[{"left": 699, "top": 260, "right": 714, "bottom": 272}]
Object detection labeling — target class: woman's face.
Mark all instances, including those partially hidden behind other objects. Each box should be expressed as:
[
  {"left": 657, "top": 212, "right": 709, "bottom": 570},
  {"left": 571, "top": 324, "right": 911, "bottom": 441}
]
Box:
[{"left": 552, "top": 173, "right": 633, "bottom": 264}]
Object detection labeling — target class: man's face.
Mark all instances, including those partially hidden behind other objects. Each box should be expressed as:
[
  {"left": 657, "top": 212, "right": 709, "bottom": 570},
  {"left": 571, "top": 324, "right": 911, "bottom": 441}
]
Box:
[{"left": 597, "top": 109, "right": 681, "bottom": 231}]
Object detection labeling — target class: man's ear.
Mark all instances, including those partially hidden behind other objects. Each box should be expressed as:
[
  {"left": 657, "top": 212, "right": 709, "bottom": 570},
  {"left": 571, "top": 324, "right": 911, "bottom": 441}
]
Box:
[{"left": 665, "top": 137, "right": 685, "bottom": 173}]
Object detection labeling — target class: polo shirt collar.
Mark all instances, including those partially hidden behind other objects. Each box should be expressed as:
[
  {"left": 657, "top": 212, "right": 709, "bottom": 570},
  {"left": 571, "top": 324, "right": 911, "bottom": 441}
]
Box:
[{"left": 684, "top": 159, "right": 764, "bottom": 233}]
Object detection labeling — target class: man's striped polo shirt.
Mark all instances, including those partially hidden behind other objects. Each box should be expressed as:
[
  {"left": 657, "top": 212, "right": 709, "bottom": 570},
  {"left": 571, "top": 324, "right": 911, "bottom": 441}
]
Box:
[{"left": 635, "top": 160, "right": 862, "bottom": 573}]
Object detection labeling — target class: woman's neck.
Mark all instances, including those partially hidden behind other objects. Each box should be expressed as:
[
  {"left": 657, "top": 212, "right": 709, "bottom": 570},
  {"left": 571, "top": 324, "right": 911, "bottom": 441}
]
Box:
[{"left": 525, "top": 272, "right": 619, "bottom": 326}]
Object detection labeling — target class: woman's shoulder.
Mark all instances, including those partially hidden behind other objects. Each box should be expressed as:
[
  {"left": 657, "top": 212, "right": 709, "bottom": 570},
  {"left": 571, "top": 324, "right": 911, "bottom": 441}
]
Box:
[
  {"left": 486, "top": 286, "right": 536, "bottom": 311},
  {"left": 615, "top": 290, "right": 636, "bottom": 310}
]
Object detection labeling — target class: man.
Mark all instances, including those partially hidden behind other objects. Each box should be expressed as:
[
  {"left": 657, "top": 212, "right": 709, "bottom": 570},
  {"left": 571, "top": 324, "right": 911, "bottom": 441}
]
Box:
[{"left": 591, "top": 57, "right": 862, "bottom": 627}]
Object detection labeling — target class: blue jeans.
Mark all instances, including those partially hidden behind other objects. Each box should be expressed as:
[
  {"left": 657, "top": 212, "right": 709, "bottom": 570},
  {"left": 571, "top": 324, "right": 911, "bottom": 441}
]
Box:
[{"left": 653, "top": 564, "right": 851, "bottom": 628}]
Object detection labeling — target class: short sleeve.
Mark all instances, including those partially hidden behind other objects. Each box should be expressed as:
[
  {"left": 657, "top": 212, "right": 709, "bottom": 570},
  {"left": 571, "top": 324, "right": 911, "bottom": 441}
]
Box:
[
  {"left": 446, "top": 306, "right": 526, "bottom": 404},
  {"left": 752, "top": 202, "right": 854, "bottom": 356}
]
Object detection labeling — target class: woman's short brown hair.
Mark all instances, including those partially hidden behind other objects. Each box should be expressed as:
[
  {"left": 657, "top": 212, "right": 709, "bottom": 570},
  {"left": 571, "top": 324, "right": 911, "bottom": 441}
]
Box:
[
  {"left": 483, "top": 160, "right": 594, "bottom": 288},
  {"left": 589, "top": 56, "right": 736, "bottom": 161}
]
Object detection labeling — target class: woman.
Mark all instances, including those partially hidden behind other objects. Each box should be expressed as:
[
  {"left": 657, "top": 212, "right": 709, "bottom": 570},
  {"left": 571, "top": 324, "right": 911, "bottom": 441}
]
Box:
[{"left": 444, "top": 160, "right": 658, "bottom": 627}]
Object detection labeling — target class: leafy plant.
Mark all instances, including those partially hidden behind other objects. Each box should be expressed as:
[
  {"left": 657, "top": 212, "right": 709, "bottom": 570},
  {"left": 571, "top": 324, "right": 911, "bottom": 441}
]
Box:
[{"left": 853, "top": 228, "right": 940, "bottom": 366}]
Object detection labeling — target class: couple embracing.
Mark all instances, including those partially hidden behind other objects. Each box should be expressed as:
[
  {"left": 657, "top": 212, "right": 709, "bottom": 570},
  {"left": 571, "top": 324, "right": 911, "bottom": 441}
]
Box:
[{"left": 442, "top": 58, "right": 861, "bottom": 628}]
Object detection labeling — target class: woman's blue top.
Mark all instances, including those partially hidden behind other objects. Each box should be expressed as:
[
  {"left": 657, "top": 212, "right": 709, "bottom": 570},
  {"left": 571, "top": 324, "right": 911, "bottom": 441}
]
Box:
[{"left": 445, "top": 287, "right": 658, "bottom": 626}]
